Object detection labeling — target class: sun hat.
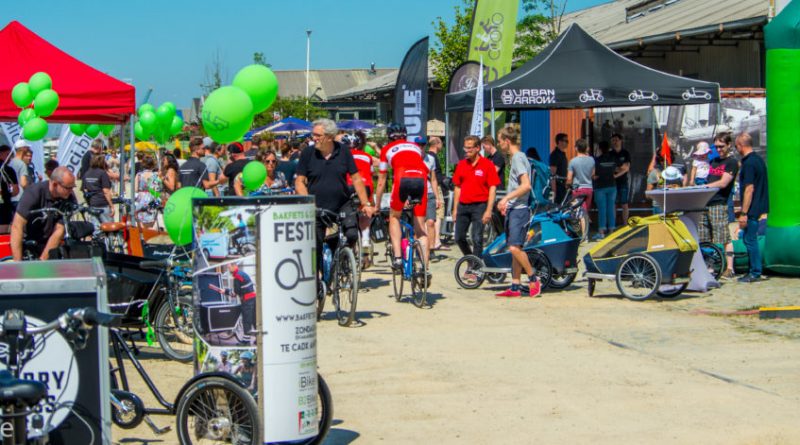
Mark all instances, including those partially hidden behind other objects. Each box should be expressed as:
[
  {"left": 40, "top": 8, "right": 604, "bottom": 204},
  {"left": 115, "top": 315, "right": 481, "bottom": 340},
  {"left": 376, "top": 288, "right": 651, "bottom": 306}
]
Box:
[
  {"left": 14, "top": 139, "right": 30, "bottom": 149},
  {"left": 693, "top": 144, "right": 711, "bottom": 156},
  {"left": 661, "top": 166, "right": 682, "bottom": 181}
]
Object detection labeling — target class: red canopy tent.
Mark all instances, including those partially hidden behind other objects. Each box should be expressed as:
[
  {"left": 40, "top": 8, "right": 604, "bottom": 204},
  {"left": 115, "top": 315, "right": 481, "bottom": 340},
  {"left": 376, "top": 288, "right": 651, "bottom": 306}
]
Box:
[{"left": 0, "top": 20, "right": 135, "bottom": 123}]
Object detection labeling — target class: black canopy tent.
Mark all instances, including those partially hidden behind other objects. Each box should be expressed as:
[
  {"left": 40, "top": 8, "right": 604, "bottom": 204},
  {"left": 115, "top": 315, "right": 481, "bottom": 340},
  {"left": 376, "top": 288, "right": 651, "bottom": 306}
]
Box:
[{"left": 445, "top": 23, "right": 720, "bottom": 113}]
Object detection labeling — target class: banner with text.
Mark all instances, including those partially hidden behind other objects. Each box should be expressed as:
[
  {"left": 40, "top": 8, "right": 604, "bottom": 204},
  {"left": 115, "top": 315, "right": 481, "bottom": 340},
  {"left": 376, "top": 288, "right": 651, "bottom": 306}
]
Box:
[
  {"left": 56, "top": 125, "right": 93, "bottom": 174},
  {"left": 0, "top": 122, "right": 45, "bottom": 177},
  {"left": 394, "top": 37, "right": 429, "bottom": 141}
]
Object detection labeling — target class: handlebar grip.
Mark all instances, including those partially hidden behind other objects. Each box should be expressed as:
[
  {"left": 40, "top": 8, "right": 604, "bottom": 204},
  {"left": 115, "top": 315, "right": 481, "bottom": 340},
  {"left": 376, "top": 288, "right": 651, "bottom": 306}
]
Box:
[
  {"left": 75, "top": 307, "right": 120, "bottom": 327},
  {"left": 139, "top": 259, "right": 170, "bottom": 270}
]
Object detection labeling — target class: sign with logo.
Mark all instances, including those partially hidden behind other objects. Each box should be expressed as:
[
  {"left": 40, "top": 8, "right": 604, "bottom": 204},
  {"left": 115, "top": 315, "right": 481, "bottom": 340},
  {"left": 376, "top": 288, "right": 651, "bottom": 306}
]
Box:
[
  {"left": 394, "top": 37, "right": 429, "bottom": 140},
  {"left": 500, "top": 89, "right": 557, "bottom": 106}
]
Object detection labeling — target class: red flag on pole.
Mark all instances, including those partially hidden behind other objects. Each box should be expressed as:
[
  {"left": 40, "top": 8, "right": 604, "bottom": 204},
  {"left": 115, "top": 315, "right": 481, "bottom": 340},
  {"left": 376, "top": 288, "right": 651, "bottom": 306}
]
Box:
[{"left": 660, "top": 134, "right": 672, "bottom": 166}]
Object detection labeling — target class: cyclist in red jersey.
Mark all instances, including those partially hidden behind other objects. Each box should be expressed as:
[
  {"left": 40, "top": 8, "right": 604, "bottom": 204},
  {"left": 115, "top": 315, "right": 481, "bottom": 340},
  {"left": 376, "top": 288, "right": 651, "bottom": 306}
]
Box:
[
  {"left": 343, "top": 133, "right": 376, "bottom": 267},
  {"left": 374, "top": 123, "right": 430, "bottom": 271}
]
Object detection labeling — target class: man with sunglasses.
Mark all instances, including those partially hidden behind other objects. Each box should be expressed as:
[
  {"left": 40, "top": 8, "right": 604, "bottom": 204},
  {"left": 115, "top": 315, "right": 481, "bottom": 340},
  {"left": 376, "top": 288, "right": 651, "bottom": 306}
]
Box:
[{"left": 10, "top": 166, "right": 78, "bottom": 261}]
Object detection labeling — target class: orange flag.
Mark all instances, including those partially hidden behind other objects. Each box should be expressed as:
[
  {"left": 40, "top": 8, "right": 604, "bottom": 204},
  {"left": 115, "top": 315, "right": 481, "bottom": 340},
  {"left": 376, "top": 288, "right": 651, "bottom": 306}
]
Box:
[{"left": 660, "top": 134, "right": 672, "bottom": 166}]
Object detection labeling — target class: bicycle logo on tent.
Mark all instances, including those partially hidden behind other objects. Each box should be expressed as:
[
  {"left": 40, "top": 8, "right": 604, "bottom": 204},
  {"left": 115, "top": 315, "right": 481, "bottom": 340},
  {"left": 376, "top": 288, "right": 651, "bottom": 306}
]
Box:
[
  {"left": 579, "top": 89, "right": 605, "bottom": 103},
  {"left": 275, "top": 249, "right": 316, "bottom": 306},
  {"left": 628, "top": 90, "right": 659, "bottom": 102},
  {"left": 473, "top": 13, "right": 504, "bottom": 60},
  {"left": 682, "top": 87, "right": 712, "bottom": 100}
]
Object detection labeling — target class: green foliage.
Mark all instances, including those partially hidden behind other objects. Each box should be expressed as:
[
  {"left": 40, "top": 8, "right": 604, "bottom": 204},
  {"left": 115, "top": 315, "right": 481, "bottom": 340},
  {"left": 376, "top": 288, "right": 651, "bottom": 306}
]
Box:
[
  {"left": 252, "top": 96, "right": 328, "bottom": 128},
  {"left": 429, "top": 0, "right": 474, "bottom": 91},
  {"left": 514, "top": 0, "right": 568, "bottom": 64},
  {"left": 252, "top": 52, "right": 271, "bottom": 67}
]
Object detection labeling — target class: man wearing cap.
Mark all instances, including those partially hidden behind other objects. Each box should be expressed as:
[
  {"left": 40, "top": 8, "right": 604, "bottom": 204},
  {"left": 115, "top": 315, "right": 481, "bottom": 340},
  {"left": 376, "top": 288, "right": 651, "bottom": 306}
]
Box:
[
  {"left": 220, "top": 142, "right": 248, "bottom": 195},
  {"left": 700, "top": 138, "right": 738, "bottom": 256},
  {"left": 201, "top": 137, "right": 222, "bottom": 197},
  {"left": 9, "top": 141, "right": 31, "bottom": 208}
]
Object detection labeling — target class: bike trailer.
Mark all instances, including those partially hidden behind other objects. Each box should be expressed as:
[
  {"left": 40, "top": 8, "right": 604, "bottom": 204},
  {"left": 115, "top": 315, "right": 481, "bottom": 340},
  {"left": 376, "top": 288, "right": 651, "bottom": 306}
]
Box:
[{"left": 103, "top": 250, "right": 165, "bottom": 321}]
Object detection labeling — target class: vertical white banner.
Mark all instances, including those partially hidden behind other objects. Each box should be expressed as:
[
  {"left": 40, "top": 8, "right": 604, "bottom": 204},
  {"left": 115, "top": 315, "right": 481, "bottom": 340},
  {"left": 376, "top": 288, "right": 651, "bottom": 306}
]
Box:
[
  {"left": 56, "top": 125, "right": 93, "bottom": 174},
  {"left": 0, "top": 122, "right": 45, "bottom": 178},
  {"left": 470, "top": 57, "right": 485, "bottom": 138},
  {"left": 258, "top": 202, "right": 318, "bottom": 442}
]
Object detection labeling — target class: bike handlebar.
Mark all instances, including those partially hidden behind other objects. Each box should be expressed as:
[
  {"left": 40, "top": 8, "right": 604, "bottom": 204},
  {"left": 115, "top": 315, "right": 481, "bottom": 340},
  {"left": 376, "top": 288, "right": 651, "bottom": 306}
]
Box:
[
  {"left": 139, "top": 259, "right": 171, "bottom": 270},
  {"left": 2, "top": 307, "right": 119, "bottom": 337}
]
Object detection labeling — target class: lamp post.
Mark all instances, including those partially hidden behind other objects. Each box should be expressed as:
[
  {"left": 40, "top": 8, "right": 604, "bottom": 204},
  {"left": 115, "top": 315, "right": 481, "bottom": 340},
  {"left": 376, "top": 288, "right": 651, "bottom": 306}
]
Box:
[{"left": 306, "top": 29, "right": 312, "bottom": 120}]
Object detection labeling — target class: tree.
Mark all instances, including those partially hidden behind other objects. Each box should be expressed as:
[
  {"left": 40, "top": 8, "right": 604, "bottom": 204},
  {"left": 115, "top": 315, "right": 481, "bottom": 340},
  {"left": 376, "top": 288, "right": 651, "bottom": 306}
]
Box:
[
  {"left": 201, "top": 49, "right": 228, "bottom": 95},
  {"left": 251, "top": 96, "right": 328, "bottom": 128},
  {"left": 429, "top": 0, "right": 474, "bottom": 91},
  {"left": 514, "top": 0, "right": 568, "bottom": 64},
  {"left": 253, "top": 52, "right": 271, "bottom": 67}
]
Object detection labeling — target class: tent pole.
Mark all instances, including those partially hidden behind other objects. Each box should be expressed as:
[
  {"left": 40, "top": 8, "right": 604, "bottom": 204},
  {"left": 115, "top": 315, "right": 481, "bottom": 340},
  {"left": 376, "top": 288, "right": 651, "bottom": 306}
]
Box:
[
  {"left": 129, "top": 115, "right": 136, "bottom": 212},
  {"left": 490, "top": 106, "right": 496, "bottom": 140},
  {"left": 651, "top": 106, "right": 657, "bottom": 157},
  {"left": 444, "top": 112, "right": 449, "bottom": 176},
  {"left": 118, "top": 123, "right": 125, "bottom": 199}
]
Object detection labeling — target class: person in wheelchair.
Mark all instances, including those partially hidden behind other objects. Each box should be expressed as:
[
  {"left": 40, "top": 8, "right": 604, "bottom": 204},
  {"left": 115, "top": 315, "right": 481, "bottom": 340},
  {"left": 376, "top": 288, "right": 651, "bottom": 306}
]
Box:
[
  {"left": 10, "top": 167, "right": 77, "bottom": 261},
  {"left": 374, "top": 123, "right": 431, "bottom": 273}
]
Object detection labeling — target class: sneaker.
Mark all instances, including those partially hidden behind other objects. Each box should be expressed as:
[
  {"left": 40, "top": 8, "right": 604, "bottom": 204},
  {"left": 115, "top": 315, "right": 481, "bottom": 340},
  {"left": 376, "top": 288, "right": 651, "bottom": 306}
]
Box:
[
  {"left": 495, "top": 289, "right": 521, "bottom": 298},
  {"left": 591, "top": 233, "right": 605, "bottom": 242},
  {"left": 720, "top": 270, "right": 736, "bottom": 281},
  {"left": 528, "top": 279, "right": 542, "bottom": 298},
  {"left": 737, "top": 274, "right": 761, "bottom": 283},
  {"left": 391, "top": 258, "right": 403, "bottom": 271}
]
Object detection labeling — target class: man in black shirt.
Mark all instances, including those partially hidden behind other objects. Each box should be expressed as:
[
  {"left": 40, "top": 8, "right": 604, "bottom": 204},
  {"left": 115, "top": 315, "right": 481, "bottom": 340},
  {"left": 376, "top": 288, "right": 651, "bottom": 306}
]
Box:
[
  {"left": 549, "top": 133, "right": 569, "bottom": 204},
  {"left": 736, "top": 133, "right": 768, "bottom": 282},
  {"left": 701, "top": 138, "right": 738, "bottom": 248},
  {"left": 482, "top": 136, "right": 505, "bottom": 190},
  {"left": 220, "top": 142, "right": 248, "bottom": 195},
  {"left": 296, "top": 118, "right": 375, "bottom": 274},
  {"left": 178, "top": 137, "right": 211, "bottom": 190},
  {"left": 0, "top": 145, "right": 19, "bottom": 232},
  {"left": 11, "top": 167, "right": 77, "bottom": 260},
  {"left": 610, "top": 133, "right": 631, "bottom": 225}
]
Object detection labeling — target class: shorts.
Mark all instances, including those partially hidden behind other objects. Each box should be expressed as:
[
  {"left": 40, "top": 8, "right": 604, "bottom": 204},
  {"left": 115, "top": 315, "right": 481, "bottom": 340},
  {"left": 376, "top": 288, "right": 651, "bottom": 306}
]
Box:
[
  {"left": 435, "top": 190, "right": 445, "bottom": 221},
  {"left": 505, "top": 207, "right": 531, "bottom": 247},
  {"left": 698, "top": 204, "right": 731, "bottom": 245},
  {"left": 616, "top": 180, "right": 629, "bottom": 205},
  {"left": 0, "top": 203, "right": 12, "bottom": 225},
  {"left": 425, "top": 193, "right": 437, "bottom": 222},
  {"left": 390, "top": 176, "right": 427, "bottom": 217}
]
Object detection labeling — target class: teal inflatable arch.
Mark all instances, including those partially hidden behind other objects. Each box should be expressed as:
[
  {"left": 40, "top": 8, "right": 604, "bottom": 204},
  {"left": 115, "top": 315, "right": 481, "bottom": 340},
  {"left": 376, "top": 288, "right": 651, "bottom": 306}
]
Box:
[{"left": 764, "top": 0, "right": 800, "bottom": 275}]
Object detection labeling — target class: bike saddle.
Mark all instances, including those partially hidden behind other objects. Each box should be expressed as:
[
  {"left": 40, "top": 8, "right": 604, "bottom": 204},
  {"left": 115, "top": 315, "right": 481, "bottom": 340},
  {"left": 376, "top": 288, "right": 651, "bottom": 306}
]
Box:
[
  {"left": 100, "top": 222, "right": 126, "bottom": 232},
  {"left": 0, "top": 371, "right": 47, "bottom": 406},
  {"left": 23, "top": 240, "right": 38, "bottom": 248}
]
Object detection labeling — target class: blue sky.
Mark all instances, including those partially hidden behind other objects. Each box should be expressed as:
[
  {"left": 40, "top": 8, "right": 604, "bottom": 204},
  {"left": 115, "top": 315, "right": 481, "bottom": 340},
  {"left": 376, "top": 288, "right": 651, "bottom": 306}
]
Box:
[{"left": 7, "top": 0, "right": 607, "bottom": 108}]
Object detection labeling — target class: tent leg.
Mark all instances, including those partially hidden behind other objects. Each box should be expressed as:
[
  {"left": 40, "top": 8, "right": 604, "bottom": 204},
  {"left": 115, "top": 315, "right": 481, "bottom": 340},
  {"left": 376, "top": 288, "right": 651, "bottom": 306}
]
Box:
[
  {"left": 445, "top": 112, "right": 449, "bottom": 176},
  {"left": 651, "top": 106, "right": 657, "bottom": 157},
  {"left": 490, "top": 106, "right": 496, "bottom": 139},
  {"left": 129, "top": 115, "right": 136, "bottom": 214}
]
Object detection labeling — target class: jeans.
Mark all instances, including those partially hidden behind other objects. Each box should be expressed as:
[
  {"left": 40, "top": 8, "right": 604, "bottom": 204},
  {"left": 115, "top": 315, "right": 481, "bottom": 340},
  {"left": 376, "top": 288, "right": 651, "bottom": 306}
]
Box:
[
  {"left": 455, "top": 202, "right": 487, "bottom": 256},
  {"left": 743, "top": 217, "right": 762, "bottom": 277},
  {"left": 87, "top": 206, "right": 113, "bottom": 227},
  {"left": 594, "top": 186, "right": 617, "bottom": 233},
  {"left": 727, "top": 193, "right": 735, "bottom": 223}
]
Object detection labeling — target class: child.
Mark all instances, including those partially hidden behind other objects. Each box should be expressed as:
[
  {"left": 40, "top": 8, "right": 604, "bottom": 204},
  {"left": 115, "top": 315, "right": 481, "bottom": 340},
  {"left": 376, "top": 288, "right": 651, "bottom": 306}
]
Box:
[{"left": 690, "top": 142, "right": 711, "bottom": 186}]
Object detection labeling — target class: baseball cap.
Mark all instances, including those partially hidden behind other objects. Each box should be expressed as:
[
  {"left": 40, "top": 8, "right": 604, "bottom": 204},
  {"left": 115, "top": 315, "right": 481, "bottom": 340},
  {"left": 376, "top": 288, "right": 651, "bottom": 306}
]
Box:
[
  {"left": 202, "top": 137, "right": 213, "bottom": 147},
  {"left": 14, "top": 139, "right": 30, "bottom": 149},
  {"left": 227, "top": 142, "right": 244, "bottom": 154}
]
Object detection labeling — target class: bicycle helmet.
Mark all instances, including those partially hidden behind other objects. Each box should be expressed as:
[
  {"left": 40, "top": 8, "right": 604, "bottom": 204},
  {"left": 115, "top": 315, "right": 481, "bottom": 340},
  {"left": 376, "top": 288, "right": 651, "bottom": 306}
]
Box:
[
  {"left": 220, "top": 350, "right": 228, "bottom": 358},
  {"left": 386, "top": 123, "right": 407, "bottom": 141},
  {"left": 340, "top": 134, "right": 359, "bottom": 148},
  {"left": 240, "top": 351, "right": 254, "bottom": 360}
]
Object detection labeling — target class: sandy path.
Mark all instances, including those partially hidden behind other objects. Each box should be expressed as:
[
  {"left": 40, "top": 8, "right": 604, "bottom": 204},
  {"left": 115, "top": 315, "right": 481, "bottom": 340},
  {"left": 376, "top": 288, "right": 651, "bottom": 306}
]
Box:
[{"left": 114, "top": 247, "right": 800, "bottom": 445}]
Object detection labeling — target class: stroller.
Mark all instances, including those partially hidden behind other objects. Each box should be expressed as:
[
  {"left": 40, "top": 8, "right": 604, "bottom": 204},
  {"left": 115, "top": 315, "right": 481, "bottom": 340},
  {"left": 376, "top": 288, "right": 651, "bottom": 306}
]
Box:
[
  {"left": 583, "top": 214, "right": 697, "bottom": 300},
  {"left": 453, "top": 194, "right": 586, "bottom": 290}
]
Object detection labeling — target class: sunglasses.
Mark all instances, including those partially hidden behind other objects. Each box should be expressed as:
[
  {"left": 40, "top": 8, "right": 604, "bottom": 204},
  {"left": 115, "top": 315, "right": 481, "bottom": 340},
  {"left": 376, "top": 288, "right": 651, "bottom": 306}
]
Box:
[
  {"left": 264, "top": 160, "right": 277, "bottom": 164},
  {"left": 57, "top": 182, "right": 76, "bottom": 190}
]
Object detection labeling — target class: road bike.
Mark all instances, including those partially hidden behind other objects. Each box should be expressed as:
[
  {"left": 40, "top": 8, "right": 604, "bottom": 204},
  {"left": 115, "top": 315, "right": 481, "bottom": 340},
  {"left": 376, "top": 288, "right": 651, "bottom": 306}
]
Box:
[
  {"left": 316, "top": 207, "right": 359, "bottom": 327},
  {"left": 385, "top": 200, "right": 429, "bottom": 308},
  {"left": 0, "top": 307, "right": 118, "bottom": 444}
]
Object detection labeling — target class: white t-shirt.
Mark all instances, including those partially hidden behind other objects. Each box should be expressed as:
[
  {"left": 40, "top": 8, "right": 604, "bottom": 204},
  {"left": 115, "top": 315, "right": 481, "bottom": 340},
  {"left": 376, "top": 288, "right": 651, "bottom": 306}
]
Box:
[{"left": 693, "top": 159, "right": 710, "bottom": 180}]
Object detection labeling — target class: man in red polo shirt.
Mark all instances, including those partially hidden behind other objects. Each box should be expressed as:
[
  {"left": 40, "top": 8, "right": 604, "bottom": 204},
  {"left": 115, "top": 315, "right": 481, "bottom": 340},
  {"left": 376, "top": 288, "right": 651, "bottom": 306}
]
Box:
[{"left": 452, "top": 135, "right": 500, "bottom": 256}]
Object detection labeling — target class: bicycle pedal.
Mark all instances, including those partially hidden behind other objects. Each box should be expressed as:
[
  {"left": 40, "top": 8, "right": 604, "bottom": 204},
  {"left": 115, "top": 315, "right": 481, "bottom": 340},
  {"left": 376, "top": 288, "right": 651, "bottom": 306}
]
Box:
[{"left": 143, "top": 415, "right": 171, "bottom": 435}]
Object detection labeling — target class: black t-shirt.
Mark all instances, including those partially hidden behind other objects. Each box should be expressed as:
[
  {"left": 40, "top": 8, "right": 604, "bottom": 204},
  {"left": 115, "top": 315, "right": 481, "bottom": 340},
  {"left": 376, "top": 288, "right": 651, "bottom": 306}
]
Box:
[
  {"left": 179, "top": 157, "right": 209, "bottom": 189},
  {"left": 611, "top": 148, "right": 631, "bottom": 184},
  {"left": 78, "top": 150, "right": 94, "bottom": 179},
  {"left": 487, "top": 150, "right": 506, "bottom": 190},
  {"left": 276, "top": 159, "right": 297, "bottom": 186},
  {"left": 740, "top": 152, "right": 769, "bottom": 219},
  {"left": 16, "top": 181, "right": 77, "bottom": 245},
  {"left": 81, "top": 167, "right": 112, "bottom": 207},
  {"left": 706, "top": 156, "right": 739, "bottom": 206},
  {"left": 0, "top": 164, "right": 18, "bottom": 223},
  {"left": 594, "top": 153, "right": 617, "bottom": 189},
  {"left": 224, "top": 159, "right": 249, "bottom": 193},
  {"left": 549, "top": 148, "right": 568, "bottom": 179},
  {"left": 296, "top": 142, "right": 358, "bottom": 211},
  {"left": 427, "top": 150, "right": 445, "bottom": 191}
]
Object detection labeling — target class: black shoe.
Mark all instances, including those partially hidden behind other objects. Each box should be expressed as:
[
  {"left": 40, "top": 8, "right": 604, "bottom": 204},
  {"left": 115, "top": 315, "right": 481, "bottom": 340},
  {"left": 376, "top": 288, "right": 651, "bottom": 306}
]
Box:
[
  {"left": 391, "top": 258, "right": 403, "bottom": 271},
  {"left": 737, "top": 274, "right": 761, "bottom": 283}
]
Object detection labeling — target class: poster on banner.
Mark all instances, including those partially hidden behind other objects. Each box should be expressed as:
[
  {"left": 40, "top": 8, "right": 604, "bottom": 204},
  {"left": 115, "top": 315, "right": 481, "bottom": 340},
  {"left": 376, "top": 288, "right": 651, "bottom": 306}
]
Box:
[
  {"left": 0, "top": 122, "right": 45, "bottom": 179},
  {"left": 394, "top": 37, "right": 429, "bottom": 141},
  {"left": 55, "top": 125, "right": 93, "bottom": 174}
]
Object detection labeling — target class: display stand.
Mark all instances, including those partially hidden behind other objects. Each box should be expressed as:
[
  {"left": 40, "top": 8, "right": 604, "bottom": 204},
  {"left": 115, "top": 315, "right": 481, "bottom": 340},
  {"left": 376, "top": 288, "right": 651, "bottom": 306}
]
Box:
[
  {"left": 193, "top": 195, "right": 318, "bottom": 443},
  {"left": 0, "top": 258, "right": 111, "bottom": 445},
  {"left": 646, "top": 186, "right": 719, "bottom": 292}
]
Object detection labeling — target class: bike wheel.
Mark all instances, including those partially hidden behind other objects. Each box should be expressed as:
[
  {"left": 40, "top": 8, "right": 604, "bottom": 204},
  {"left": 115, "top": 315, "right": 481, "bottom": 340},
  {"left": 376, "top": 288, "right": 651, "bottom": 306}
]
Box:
[
  {"left": 111, "top": 389, "right": 145, "bottom": 429},
  {"left": 453, "top": 255, "right": 486, "bottom": 289},
  {"left": 388, "top": 247, "right": 404, "bottom": 301},
  {"left": 410, "top": 242, "right": 428, "bottom": 308},
  {"left": 527, "top": 249, "right": 553, "bottom": 289},
  {"left": 616, "top": 253, "right": 661, "bottom": 301},
  {"left": 333, "top": 247, "right": 358, "bottom": 327},
  {"left": 240, "top": 243, "right": 256, "bottom": 256},
  {"left": 700, "top": 242, "right": 725, "bottom": 280},
  {"left": 155, "top": 296, "right": 194, "bottom": 363},
  {"left": 548, "top": 272, "right": 577, "bottom": 289},
  {"left": 175, "top": 376, "right": 259, "bottom": 445}
]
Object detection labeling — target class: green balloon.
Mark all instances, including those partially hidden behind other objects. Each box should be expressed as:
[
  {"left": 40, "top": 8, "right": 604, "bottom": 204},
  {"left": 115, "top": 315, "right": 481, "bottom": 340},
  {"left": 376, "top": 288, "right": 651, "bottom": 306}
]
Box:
[
  {"left": 22, "top": 117, "right": 48, "bottom": 141},
  {"left": 18, "top": 108, "right": 37, "bottom": 127},
  {"left": 134, "top": 122, "right": 147, "bottom": 140},
  {"left": 33, "top": 89, "right": 59, "bottom": 118},
  {"left": 100, "top": 124, "right": 114, "bottom": 136},
  {"left": 202, "top": 86, "right": 254, "bottom": 144},
  {"left": 162, "top": 101, "right": 176, "bottom": 115},
  {"left": 11, "top": 82, "right": 33, "bottom": 108},
  {"left": 170, "top": 116, "right": 184, "bottom": 135},
  {"left": 138, "top": 103, "right": 155, "bottom": 116},
  {"left": 155, "top": 104, "right": 175, "bottom": 127},
  {"left": 163, "top": 186, "right": 206, "bottom": 246},
  {"left": 242, "top": 160, "right": 267, "bottom": 191},
  {"left": 86, "top": 124, "right": 101, "bottom": 138},
  {"left": 232, "top": 64, "right": 279, "bottom": 114},
  {"left": 28, "top": 72, "right": 52, "bottom": 96},
  {"left": 69, "top": 123, "right": 87, "bottom": 136},
  {"left": 364, "top": 146, "right": 377, "bottom": 157},
  {"left": 140, "top": 111, "right": 157, "bottom": 132}
]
